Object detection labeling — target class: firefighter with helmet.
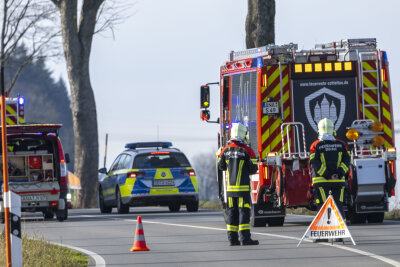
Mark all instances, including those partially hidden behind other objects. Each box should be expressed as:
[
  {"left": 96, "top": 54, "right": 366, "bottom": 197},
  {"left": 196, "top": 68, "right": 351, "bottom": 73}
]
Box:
[
  {"left": 218, "top": 123, "right": 259, "bottom": 246},
  {"left": 308, "top": 118, "right": 350, "bottom": 241}
]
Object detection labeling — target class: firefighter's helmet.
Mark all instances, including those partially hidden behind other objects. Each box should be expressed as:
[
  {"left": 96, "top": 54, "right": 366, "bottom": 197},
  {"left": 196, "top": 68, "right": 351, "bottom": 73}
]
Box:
[
  {"left": 230, "top": 123, "right": 247, "bottom": 142},
  {"left": 318, "top": 118, "right": 334, "bottom": 135}
]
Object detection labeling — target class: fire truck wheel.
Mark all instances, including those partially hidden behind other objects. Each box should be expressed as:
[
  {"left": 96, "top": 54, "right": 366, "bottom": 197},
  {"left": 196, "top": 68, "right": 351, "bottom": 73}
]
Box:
[
  {"left": 251, "top": 216, "right": 267, "bottom": 227},
  {"left": 348, "top": 211, "right": 367, "bottom": 224},
  {"left": 168, "top": 203, "right": 181, "bottom": 212},
  {"left": 99, "top": 187, "right": 112, "bottom": 214},
  {"left": 367, "top": 212, "right": 384, "bottom": 223},
  {"left": 43, "top": 211, "right": 54, "bottom": 220},
  {"left": 186, "top": 201, "right": 199, "bottom": 212},
  {"left": 116, "top": 188, "right": 130, "bottom": 214},
  {"left": 268, "top": 216, "right": 285, "bottom": 227},
  {"left": 56, "top": 198, "right": 68, "bottom": 222}
]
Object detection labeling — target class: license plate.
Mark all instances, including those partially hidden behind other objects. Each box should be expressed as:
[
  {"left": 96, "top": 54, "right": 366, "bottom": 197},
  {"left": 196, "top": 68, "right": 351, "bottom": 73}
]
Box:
[
  {"left": 154, "top": 179, "right": 174, "bottom": 186},
  {"left": 21, "top": 195, "right": 47, "bottom": 202},
  {"left": 263, "top": 102, "right": 279, "bottom": 115}
]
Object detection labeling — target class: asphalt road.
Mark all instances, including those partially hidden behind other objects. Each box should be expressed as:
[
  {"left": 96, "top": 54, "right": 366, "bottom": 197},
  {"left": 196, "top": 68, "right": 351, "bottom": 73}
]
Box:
[{"left": 5, "top": 208, "right": 400, "bottom": 267}]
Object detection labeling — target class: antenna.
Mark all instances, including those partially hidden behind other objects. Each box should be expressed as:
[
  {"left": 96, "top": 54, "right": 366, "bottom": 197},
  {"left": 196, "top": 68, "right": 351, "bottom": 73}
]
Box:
[{"left": 103, "top": 133, "right": 108, "bottom": 169}]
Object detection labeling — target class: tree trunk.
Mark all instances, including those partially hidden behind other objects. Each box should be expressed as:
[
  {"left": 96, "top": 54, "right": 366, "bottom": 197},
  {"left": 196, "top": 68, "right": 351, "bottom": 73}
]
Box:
[
  {"left": 54, "top": 0, "right": 103, "bottom": 208},
  {"left": 246, "top": 0, "right": 275, "bottom": 49}
]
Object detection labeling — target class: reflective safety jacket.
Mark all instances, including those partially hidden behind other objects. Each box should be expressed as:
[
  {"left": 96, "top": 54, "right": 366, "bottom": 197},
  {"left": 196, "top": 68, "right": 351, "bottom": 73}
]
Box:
[
  {"left": 218, "top": 141, "right": 258, "bottom": 197},
  {"left": 310, "top": 138, "right": 350, "bottom": 186}
]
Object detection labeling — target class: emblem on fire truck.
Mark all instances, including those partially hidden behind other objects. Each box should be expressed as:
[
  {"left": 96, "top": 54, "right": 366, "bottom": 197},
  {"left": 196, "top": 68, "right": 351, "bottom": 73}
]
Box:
[{"left": 304, "top": 87, "right": 346, "bottom": 133}]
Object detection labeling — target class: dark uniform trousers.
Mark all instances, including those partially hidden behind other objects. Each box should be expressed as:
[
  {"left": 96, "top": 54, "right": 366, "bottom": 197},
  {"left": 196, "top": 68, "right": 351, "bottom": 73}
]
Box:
[
  {"left": 313, "top": 178, "right": 346, "bottom": 219},
  {"left": 226, "top": 195, "right": 251, "bottom": 242}
]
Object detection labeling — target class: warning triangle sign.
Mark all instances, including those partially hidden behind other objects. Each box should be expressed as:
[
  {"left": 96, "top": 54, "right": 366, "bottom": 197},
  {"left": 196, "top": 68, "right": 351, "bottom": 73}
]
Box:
[{"left": 297, "top": 195, "right": 356, "bottom": 246}]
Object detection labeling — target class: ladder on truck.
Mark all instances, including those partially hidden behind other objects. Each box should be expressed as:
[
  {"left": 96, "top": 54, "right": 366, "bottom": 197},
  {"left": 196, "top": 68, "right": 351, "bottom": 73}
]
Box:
[{"left": 358, "top": 50, "right": 381, "bottom": 121}]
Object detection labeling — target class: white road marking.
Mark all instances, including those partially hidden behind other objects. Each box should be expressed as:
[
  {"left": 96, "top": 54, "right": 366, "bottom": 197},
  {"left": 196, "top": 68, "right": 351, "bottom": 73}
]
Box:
[
  {"left": 121, "top": 218, "right": 400, "bottom": 267},
  {"left": 49, "top": 241, "right": 106, "bottom": 267}
]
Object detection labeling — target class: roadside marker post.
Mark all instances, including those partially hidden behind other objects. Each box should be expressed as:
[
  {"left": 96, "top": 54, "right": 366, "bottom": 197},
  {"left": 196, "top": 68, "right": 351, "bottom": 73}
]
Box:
[
  {"left": 10, "top": 191, "right": 22, "bottom": 266},
  {"left": 298, "top": 195, "right": 356, "bottom": 247}
]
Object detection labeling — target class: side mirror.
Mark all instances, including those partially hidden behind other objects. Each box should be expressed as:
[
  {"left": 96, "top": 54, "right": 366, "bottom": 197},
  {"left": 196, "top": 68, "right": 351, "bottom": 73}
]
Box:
[
  {"left": 201, "top": 110, "right": 210, "bottom": 121},
  {"left": 200, "top": 85, "right": 210, "bottom": 109},
  {"left": 65, "top": 153, "right": 70, "bottom": 164},
  {"left": 98, "top": 167, "right": 107, "bottom": 174}
]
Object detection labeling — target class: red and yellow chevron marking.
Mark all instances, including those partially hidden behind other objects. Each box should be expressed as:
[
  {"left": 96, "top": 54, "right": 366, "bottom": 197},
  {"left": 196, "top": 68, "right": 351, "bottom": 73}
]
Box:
[
  {"left": 261, "top": 65, "right": 292, "bottom": 158},
  {"left": 360, "top": 61, "right": 393, "bottom": 147},
  {"left": 5, "top": 103, "right": 18, "bottom": 125},
  {"left": 381, "top": 80, "right": 394, "bottom": 147}
]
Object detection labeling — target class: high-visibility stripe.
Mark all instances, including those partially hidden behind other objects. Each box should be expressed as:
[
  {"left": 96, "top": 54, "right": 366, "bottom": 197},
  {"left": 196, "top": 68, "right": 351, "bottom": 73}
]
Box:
[
  {"left": 239, "top": 224, "right": 250, "bottom": 231},
  {"left": 340, "top": 162, "right": 348, "bottom": 173},
  {"left": 310, "top": 153, "right": 315, "bottom": 160},
  {"left": 312, "top": 177, "right": 345, "bottom": 185},
  {"left": 238, "top": 197, "right": 243, "bottom": 208},
  {"left": 227, "top": 186, "right": 250, "bottom": 192},
  {"left": 317, "top": 153, "right": 326, "bottom": 176},
  {"left": 337, "top": 152, "right": 342, "bottom": 169},
  {"left": 236, "top": 160, "right": 244, "bottom": 186},
  {"left": 319, "top": 187, "right": 326, "bottom": 202},
  {"left": 228, "top": 197, "right": 233, "bottom": 208},
  {"left": 227, "top": 225, "right": 238, "bottom": 232},
  {"left": 340, "top": 186, "right": 345, "bottom": 202}
]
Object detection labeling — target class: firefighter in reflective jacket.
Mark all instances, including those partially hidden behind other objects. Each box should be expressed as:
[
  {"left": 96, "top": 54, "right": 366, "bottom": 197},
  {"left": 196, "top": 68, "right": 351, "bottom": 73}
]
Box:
[
  {"left": 309, "top": 118, "right": 350, "bottom": 222},
  {"left": 218, "top": 123, "right": 259, "bottom": 246}
]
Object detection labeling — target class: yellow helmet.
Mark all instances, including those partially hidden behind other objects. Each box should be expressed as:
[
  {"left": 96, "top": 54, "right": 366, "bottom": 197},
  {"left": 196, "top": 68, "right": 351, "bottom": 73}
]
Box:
[
  {"left": 230, "top": 123, "right": 247, "bottom": 141},
  {"left": 318, "top": 118, "right": 334, "bottom": 135}
]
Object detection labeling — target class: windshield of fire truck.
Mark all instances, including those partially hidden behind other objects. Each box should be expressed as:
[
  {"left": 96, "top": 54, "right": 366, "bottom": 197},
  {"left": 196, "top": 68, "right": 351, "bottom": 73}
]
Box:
[{"left": 230, "top": 72, "right": 258, "bottom": 152}]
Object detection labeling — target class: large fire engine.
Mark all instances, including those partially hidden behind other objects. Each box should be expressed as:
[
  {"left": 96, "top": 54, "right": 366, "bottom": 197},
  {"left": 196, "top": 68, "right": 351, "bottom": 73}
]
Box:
[
  {"left": 200, "top": 38, "right": 396, "bottom": 226},
  {"left": 0, "top": 96, "right": 70, "bottom": 222}
]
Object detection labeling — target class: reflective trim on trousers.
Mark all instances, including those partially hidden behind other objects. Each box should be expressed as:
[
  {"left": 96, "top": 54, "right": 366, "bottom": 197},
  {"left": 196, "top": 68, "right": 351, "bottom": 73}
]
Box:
[
  {"left": 239, "top": 224, "right": 250, "bottom": 231},
  {"left": 227, "top": 224, "right": 238, "bottom": 232}
]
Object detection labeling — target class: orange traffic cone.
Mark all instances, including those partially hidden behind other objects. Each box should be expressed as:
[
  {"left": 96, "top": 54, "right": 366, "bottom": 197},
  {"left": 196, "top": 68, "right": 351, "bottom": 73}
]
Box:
[{"left": 130, "top": 216, "right": 150, "bottom": 251}]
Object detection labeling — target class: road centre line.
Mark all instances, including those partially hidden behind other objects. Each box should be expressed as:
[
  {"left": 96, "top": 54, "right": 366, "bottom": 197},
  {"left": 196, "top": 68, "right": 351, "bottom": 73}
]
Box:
[
  {"left": 122, "top": 218, "right": 400, "bottom": 267},
  {"left": 49, "top": 241, "right": 106, "bottom": 267}
]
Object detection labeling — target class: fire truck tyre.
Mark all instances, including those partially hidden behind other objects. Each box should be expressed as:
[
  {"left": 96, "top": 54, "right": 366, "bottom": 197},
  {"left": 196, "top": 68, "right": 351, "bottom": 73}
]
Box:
[
  {"left": 99, "top": 187, "right": 112, "bottom": 214},
  {"left": 168, "top": 203, "right": 181, "bottom": 212},
  {"left": 186, "top": 201, "right": 199, "bottom": 212},
  {"left": 116, "top": 188, "right": 130, "bottom": 214},
  {"left": 349, "top": 212, "right": 367, "bottom": 224},
  {"left": 43, "top": 211, "right": 54, "bottom": 220},
  {"left": 367, "top": 212, "right": 384, "bottom": 223},
  {"left": 56, "top": 198, "right": 68, "bottom": 222},
  {"left": 251, "top": 216, "right": 267, "bottom": 227},
  {"left": 268, "top": 216, "right": 285, "bottom": 227}
]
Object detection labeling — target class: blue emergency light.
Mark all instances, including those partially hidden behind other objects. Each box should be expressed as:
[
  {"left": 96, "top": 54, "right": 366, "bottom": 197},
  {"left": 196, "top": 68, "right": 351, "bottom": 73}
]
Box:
[{"left": 18, "top": 96, "right": 24, "bottom": 105}]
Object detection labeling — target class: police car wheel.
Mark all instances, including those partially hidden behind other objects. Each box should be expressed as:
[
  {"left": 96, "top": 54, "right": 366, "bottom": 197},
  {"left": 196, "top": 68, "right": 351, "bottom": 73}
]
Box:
[
  {"left": 186, "top": 201, "right": 199, "bottom": 212},
  {"left": 116, "top": 188, "right": 129, "bottom": 214},
  {"left": 168, "top": 203, "right": 181, "bottom": 212},
  {"left": 99, "top": 187, "right": 112, "bottom": 214}
]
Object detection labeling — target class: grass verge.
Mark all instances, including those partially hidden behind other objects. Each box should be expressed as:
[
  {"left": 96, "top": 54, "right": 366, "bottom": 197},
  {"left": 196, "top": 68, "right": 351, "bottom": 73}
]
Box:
[
  {"left": 0, "top": 232, "right": 88, "bottom": 267},
  {"left": 199, "top": 200, "right": 222, "bottom": 210}
]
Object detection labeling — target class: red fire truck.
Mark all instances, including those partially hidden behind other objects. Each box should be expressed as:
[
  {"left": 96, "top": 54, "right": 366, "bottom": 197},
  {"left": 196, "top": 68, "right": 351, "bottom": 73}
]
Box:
[{"left": 200, "top": 38, "right": 396, "bottom": 226}]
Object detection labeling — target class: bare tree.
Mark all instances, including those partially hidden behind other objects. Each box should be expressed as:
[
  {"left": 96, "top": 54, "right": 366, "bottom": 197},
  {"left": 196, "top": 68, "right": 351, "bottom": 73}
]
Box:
[
  {"left": 0, "top": 0, "right": 59, "bottom": 94},
  {"left": 49, "top": 0, "right": 130, "bottom": 207},
  {"left": 192, "top": 151, "right": 218, "bottom": 201},
  {"left": 246, "top": 0, "right": 275, "bottom": 49}
]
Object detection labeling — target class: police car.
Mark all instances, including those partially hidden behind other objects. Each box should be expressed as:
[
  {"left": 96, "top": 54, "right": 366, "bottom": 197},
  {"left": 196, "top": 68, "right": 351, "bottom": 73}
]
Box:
[{"left": 98, "top": 142, "right": 199, "bottom": 213}]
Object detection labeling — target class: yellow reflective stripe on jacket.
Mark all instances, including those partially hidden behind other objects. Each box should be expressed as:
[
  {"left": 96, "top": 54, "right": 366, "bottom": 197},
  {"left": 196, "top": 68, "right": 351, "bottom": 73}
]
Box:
[
  {"left": 227, "top": 225, "right": 238, "bottom": 232},
  {"left": 317, "top": 153, "right": 327, "bottom": 176},
  {"left": 340, "top": 162, "right": 349, "bottom": 173},
  {"left": 239, "top": 224, "right": 250, "bottom": 231},
  {"left": 238, "top": 197, "right": 243, "bottom": 208},
  {"left": 236, "top": 160, "right": 244, "bottom": 186},
  {"left": 337, "top": 152, "right": 342, "bottom": 169},
  {"left": 228, "top": 197, "right": 233, "bottom": 208},
  {"left": 227, "top": 185, "right": 250, "bottom": 192},
  {"left": 251, "top": 158, "right": 258, "bottom": 166},
  {"left": 310, "top": 153, "right": 315, "bottom": 160}
]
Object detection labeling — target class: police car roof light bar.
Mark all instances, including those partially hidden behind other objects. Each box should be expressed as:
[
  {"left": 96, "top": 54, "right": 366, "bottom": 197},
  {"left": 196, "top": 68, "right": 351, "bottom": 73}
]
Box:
[{"left": 125, "top": 142, "right": 173, "bottom": 150}]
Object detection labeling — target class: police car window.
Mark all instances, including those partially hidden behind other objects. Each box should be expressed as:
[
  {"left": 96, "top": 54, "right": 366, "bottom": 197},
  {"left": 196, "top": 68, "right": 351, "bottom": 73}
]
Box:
[
  {"left": 132, "top": 152, "right": 190, "bottom": 169},
  {"left": 109, "top": 155, "right": 122, "bottom": 172},
  {"left": 117, "top": 154, "right": 127, "bottom": 170},
  {"left": 121, "top": 155, "right": 132, "bottom": 169}
]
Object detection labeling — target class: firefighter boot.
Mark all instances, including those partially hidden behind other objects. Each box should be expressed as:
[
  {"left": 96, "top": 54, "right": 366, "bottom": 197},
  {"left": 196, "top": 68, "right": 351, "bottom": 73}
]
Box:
[
  {"left": 230, "top": 240, "right": 241, "bottom": 246},
  {"left": 241, "top": 239, "right": 259, "bottom": 246}
]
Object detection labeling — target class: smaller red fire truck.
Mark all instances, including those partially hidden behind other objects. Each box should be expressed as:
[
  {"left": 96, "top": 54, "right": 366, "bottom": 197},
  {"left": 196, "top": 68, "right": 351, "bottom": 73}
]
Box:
[{"left": 201, "top": 38, "right": 396, "bottom": 226}]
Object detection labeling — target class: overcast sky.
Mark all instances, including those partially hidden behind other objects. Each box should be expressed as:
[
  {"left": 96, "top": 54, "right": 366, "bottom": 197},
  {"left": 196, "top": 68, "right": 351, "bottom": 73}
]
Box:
[{"left": 50, "top": 1, "right": 400, "bottom": 182}]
